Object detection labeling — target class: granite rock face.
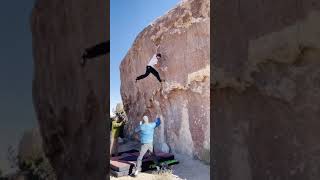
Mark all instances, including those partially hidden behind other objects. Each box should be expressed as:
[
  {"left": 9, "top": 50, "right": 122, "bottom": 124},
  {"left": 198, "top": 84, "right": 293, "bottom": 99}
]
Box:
[
  {"left": 31, "top": 0, "right": 108, "bottom": 179},
  {"left": 120, "top": 0, "right": 210, "bottom": 162},
  {"left": 213, "top": 1, "right": 320, "bottom": 179}
]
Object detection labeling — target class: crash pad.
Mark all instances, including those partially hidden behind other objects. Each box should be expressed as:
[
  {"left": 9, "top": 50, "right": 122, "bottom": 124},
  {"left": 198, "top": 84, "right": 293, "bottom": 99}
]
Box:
[
  {"left": 110, "top": 159, "right": 179, "bottom": 177},
  {"left": 110, "top": 149, "right": 175, "bottom": 172}
]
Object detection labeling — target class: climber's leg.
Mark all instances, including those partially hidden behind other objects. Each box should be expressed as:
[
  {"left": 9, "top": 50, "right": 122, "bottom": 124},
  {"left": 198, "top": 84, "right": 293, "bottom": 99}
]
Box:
[
  {"left": 80, "top": 41, "right": 109, "bottom": 67},
  {"left": 149, "top": 146, "right": 159, "bottom": 167},
  {"left": 149, "top": 66, "right": 162, "bottom": 82},
  {"left": 134, "top": 143, "right": 150, "bottom": 175},
  {"left": 136, "top": 66, "right": 152, "bottom": 81},
  {"left": 85, "top": 41, "right": 109, "bottom": 59},
  {"left": 110, "top": 136, "right": 114, "bottom": 156},
  {"left": 114, "top": 137, "right": 119, "bottom": 156}
]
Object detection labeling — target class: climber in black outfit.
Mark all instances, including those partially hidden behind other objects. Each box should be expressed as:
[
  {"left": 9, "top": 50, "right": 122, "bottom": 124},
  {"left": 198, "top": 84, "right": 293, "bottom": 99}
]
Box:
[
  {"left": 136, "top": 53, "right": 164, "bottom": 83},
  {"left": 81, "top": 40, "right": 110, "bottom": 67}
]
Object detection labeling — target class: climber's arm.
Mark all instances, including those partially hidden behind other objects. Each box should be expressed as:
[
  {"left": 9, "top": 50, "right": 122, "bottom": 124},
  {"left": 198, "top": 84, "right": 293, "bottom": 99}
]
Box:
[
  {"left": 154, "top": 61, "right": 160, "bottom": 68},
  {"left": 112, "top": 121, "right": 124, "bottom": 128},
  {"left": 155, "top": 117, "right": 161, "bottom": 128},
  {"left": 134, "top": 126, "right": 141, "bottom": 133}
]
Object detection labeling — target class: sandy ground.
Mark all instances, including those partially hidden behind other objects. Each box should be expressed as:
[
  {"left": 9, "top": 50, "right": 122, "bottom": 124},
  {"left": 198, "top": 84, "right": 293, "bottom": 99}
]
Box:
[{"left": 110, "top": 139, "right": 210, "bottom": 180}]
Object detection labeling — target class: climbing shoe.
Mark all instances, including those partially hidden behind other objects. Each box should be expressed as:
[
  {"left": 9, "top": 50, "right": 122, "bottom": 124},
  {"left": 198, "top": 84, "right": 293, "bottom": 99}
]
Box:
[
  {"left": 133, "top": 169, "right": 139, "bottom": 177},
  {"left": 80, "top": 56, "right": 87, "bottom": 67}
]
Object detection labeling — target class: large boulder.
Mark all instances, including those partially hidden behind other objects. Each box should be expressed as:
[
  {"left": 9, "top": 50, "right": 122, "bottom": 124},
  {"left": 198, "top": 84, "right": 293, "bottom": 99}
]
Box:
[
  {"left": 31, "top": 0, "right": 108, "bottom": 179},
  {"left": 213, "top": 1, "right": 320, "bottom": 179},
  {"left": 120, "top": 0, "right": 210, "bottom": 162}
]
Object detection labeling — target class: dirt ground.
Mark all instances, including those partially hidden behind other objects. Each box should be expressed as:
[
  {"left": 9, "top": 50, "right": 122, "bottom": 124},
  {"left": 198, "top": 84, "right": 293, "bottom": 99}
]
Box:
[{"left": 110, "top": 139, "right": 210, "bottom": 180}]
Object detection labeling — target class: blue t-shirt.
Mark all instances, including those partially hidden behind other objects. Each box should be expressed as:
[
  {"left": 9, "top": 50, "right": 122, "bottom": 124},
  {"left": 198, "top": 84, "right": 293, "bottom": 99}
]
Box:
[{"left": 135, "top": 118, "right": 161, "bottom": 144}]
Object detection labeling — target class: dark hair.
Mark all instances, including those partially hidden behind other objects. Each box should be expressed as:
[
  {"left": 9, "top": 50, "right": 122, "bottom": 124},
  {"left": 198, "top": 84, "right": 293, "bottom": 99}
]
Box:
[{"left": 156, "top": 53, "right": 161, "bottom": 58}]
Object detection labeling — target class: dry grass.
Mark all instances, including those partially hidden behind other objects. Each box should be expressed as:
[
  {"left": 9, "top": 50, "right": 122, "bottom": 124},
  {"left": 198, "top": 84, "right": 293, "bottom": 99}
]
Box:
[
  {"left": 110, "top": 169, "right": 182, "bottom": 180},
  {"left": 152, "top": 171, "right": 177, "bottom": 180}
]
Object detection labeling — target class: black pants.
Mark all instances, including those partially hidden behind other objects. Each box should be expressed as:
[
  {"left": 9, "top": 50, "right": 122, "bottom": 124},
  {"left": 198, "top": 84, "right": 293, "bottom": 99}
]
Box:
[
  {"left": 136, "top": 66, "right": 162, "bottom": 82},
  {"left": 84, "top": 41, "right": 109, "bottom": 59}
]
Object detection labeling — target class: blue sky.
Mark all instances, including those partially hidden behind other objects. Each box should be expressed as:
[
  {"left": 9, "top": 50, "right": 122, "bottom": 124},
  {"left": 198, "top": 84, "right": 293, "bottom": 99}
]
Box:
[
  {"left": 0, "top": 0, "right": 36, "bottom": 172},
  {"left": 110, "top": 0, "right": 180, "bottom": 113}
]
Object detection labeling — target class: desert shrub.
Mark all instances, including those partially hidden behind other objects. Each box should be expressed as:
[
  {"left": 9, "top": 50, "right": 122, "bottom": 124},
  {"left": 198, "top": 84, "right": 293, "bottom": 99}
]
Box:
[
  {"left": 152, "top": 170, "right": 175, "bottom": 180},
  {"left": 19, "top": 156, "right": 56, "bottom": 180},
  {"left": 7, "top": 145, "right": 18, "bottom": 169},
  {"left": 7, "top": 129, "right": 57, "bottom": 180}
]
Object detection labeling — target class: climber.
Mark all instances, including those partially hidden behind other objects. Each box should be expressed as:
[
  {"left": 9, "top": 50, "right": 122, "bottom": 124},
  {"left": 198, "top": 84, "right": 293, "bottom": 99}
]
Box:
[
  {"left": 132, "top": 115, "right": 161, "bottom": 177},
  {"left": 81, "top": 40, "right": 110, "bottom": 67},
  {"left": 110, "top": 116, "right": 127, "bottom": 156},
  {"left": 135, "top": 53, "right": 164, "bottom": 83}
]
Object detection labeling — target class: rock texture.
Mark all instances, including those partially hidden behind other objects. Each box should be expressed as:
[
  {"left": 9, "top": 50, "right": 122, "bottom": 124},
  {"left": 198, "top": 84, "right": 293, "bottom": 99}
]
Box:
[
  {"left": 120, "top": 0, "right": 210, "bottom": 162},
  {"left": 213, "top": 1, "right": 320, "bottom": 180},
  {"left": 31, "top": 0, "right": 108, "bottom": 179}
]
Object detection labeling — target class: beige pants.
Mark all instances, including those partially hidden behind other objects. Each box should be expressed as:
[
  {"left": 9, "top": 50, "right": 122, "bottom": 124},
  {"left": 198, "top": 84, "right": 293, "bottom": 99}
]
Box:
[
  {"left": 110, "top": 136, "right": 119, "bottom": 156},
  {"left": 136, "top": 143, "right": 159, "bottom": 172}
]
